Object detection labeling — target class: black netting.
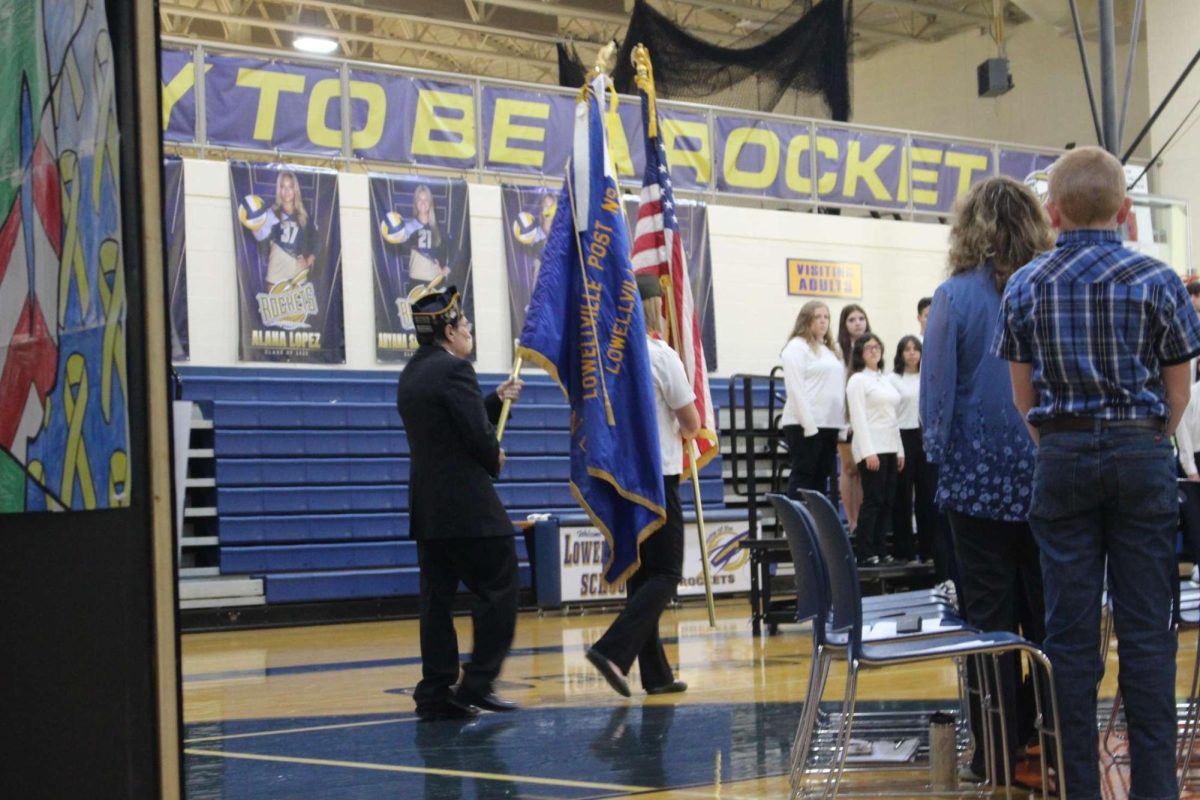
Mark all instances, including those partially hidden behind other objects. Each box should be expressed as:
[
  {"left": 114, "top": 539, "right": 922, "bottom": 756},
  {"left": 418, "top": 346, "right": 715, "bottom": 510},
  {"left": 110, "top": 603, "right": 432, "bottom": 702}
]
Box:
[{"left": 558, "top": 0, "right": 851, "bottom": 121}]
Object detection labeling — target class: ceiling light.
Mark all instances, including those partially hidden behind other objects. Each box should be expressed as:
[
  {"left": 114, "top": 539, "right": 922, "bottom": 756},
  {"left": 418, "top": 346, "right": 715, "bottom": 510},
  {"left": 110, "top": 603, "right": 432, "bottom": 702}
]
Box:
[{"left": 293, "top": 35, "right": 338, "bottom": 55}]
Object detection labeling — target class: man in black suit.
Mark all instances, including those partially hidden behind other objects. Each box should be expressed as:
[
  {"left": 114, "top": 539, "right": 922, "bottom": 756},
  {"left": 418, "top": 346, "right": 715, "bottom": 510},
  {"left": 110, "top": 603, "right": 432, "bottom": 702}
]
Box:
[{"left": 397, "top": 285, "right": 524, "bottom": 720}]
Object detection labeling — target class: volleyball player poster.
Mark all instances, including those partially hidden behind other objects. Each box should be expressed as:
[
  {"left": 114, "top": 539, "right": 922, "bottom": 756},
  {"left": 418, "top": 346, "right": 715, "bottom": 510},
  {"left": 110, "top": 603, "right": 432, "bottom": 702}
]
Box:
[
  {"left": 501, "top": 184, "right": 560, "bottom": 340},
  {"left": 228, "top": 161, "right": 346, "bottom": 364},
  {"left": 164, "top": 157, "right": 189, "bottom": 361},
  {"left": 368, "top": 174, "right": 474, "bottom": 363}
]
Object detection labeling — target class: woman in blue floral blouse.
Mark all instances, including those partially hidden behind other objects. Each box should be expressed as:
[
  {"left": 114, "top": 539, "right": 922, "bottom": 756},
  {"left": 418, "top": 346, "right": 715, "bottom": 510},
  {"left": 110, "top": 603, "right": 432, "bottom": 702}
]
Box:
[{"left": 919, "top": 176, "right": 1054, "bottom": 784}]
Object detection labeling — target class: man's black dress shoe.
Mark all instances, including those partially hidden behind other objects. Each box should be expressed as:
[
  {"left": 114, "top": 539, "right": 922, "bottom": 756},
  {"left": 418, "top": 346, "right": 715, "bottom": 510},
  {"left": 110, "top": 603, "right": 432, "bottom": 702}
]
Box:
[
  {"left": 586, "top": 647, "right": 631, "bottom": 697},
  {"left": 645, "top": 680, "right": 688, "bottom": 695},
  {"left": 415, "top": 695, "right": 480, "bottom": 721},
  {"left": 455, "top": 687, "right": 519, "bottom": 713}
]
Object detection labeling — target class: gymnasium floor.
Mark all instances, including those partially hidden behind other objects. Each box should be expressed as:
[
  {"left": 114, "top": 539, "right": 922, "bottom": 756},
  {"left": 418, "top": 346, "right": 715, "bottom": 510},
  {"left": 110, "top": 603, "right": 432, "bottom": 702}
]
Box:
[{"left": 181, "top": 599, "right": 1198, "bottom": 799}]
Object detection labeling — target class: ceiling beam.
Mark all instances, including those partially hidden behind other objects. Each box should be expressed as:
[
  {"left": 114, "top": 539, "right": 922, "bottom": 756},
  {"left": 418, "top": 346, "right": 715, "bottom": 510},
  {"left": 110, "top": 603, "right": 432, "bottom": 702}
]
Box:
[{"left": 159, "top": 3, "right": 554, "bottom": 72}]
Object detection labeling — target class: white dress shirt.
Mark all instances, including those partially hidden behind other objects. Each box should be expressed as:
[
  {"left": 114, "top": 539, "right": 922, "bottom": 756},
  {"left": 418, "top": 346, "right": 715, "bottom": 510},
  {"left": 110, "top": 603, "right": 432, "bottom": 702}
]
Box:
[
  {"left": 1177, "top": 380, "right": 1200, "bottom": 476},
  {"left": 887, "top": 371, "right": 921, "bottom": 430},
  {"left": 780, "top": 337, "right": 846, "bottom": 436},
  {"left": 846, "top": 369, "right": 904, "bottom": 463}
]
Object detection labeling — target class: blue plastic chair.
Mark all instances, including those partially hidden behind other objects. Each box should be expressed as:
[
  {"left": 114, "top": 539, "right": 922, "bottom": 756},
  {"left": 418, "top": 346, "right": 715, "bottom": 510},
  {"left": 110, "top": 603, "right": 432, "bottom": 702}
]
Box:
[
  {"left": 774, "top": 494, "right": 1065, "bottom": 799},
  {"left": 799, "top": 489, "right": 956, "bottom": 616},
  {"left": 769, "top": 494, "right": 973, "bottom": 792}
]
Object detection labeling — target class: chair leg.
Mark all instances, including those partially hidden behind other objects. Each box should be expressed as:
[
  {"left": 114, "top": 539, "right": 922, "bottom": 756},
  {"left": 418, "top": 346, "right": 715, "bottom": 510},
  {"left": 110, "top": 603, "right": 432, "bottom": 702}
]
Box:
[
  {"left": 975, "top": 654, "right": 997, "bottom": 793},
  {"left": 827, "top": 659, "right": 860, "bottom": 800},
  {"left": 989, "top": 653, "right": 1013, "bottom": 798},
  {"left": 791, "top": 646, "right": 831, "bottom": 787},
  {"left": 1101, "top": 687, "right": 1124, "bottom": 763},
  {"left": 1025, "top": 646, "right": 1066, "bottom": 800}
]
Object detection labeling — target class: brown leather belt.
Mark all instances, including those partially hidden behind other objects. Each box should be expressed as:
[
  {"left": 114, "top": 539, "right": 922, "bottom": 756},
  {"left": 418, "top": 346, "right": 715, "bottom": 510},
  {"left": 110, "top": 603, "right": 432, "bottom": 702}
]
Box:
[{"left": 1037, "top": 416, "right": 1165, "bottom": 435}]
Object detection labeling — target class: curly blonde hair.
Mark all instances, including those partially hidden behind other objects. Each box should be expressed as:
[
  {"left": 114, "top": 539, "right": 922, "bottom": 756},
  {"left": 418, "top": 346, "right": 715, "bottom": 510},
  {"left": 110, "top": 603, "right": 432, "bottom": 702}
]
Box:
[{"left": 948, "top": 176, "right": 1054, "bottom": 292}]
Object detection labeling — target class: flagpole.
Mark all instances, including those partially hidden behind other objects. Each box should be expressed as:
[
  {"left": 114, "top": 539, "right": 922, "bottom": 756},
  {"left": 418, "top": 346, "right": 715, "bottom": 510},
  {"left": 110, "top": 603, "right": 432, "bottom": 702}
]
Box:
[
  {"left": 496, "top": 339, "right": 522, "bottom": 442},
  {"left": 634, "top": 44, "right": 717, "bottom": 628}
]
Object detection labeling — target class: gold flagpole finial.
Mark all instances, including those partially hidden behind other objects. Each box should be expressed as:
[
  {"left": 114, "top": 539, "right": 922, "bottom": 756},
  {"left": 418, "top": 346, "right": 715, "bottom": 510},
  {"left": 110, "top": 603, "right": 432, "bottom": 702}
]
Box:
[
  {"left": 594, "top": 39, "right": 618, "bottom": 78},
  {"left": 631, "top": 44, "right": 657, "bottom": 138}
]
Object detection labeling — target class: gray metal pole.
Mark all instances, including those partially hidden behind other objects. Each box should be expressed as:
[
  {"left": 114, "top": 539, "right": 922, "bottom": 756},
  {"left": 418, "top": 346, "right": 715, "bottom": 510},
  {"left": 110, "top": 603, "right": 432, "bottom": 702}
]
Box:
[{"left": 1099, "top": 0, "right": 1119, "bottom": 154}]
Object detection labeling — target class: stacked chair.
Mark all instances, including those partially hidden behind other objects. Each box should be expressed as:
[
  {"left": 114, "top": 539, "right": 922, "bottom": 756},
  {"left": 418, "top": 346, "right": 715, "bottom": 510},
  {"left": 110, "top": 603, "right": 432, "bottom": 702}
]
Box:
[{"left": 767, "top": 492, "right": 1064, "bottom": 798}]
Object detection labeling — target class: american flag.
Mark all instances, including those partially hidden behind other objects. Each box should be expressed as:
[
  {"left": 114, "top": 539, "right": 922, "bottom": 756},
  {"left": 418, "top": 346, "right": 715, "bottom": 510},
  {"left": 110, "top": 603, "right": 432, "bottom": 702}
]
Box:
[{"left": 630, "top": 89, "right": 718, "bottom": 474}]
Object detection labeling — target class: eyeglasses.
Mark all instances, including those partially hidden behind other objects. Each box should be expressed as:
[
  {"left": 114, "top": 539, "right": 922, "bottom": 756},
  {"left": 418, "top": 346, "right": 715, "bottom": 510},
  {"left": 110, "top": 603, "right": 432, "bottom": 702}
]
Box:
[
  {"left": 457, "top": 319, "right": 473, "bottom": 333},
  {"left": 862, "top": 343, "right": 881, "bottom": 352}
]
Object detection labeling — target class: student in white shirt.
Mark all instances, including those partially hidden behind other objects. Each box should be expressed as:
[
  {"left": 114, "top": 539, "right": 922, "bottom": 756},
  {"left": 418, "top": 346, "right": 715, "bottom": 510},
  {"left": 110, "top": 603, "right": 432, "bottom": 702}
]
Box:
[
  {"left": 845, "top": 332, "right": 904, "bottom": 565},
  {"left": 1177, "top": 379, "right": 1200, "bottom": 481},
  {"left": 780, "top": 301, "right": 846, "bottom": 502},
  {"left": 836, "top": 305, "right": 871, "bottom": 531},
  {"left": 887, "top": 335, "right": 935, "bottom": 562}
]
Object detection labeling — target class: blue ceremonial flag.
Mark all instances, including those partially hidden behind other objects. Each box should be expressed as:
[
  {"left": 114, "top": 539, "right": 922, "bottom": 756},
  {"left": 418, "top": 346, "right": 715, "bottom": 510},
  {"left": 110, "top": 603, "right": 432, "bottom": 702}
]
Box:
[{"left": 518, "top": 78, "right": 666, "bottom": 586}]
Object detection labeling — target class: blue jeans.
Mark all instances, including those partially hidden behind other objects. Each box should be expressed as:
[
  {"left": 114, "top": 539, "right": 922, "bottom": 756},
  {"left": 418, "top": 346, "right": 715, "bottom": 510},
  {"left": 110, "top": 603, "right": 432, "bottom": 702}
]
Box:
[{"left": 1030, "top": 428, "right": 1178, "bottom": 800}]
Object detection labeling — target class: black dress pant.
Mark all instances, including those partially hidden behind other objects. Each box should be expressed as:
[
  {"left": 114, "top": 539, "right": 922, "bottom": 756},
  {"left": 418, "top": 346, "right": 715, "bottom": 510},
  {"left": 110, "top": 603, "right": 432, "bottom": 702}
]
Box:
[
  {"left": 892, "top": 427, "right": 937, "bottom": 560},
  {"left": 784, "top": 426, "right": 840, "bottom": 501},
  {"left": 592, "top": 475, "right": 684, "bottom": 690},
  {"left": 856, "top": 453, "right": 897, "bottom": 560},
  {"left": 947, "top": 511, "right": 1046, "bottom": 775},
  {"left": 413, "top": 535, "right": 519, "bottom": 707}
]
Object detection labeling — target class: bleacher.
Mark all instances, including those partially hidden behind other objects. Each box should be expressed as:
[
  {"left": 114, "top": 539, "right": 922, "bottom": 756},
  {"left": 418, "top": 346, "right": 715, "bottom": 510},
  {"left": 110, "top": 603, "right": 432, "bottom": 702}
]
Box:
[{"left": 177, "top": 366, "right": 727, "bottom": 608}]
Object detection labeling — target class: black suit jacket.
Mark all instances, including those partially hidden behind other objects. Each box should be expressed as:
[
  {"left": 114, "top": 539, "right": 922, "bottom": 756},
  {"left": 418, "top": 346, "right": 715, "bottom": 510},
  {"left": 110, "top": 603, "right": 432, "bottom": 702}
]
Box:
[{"left": 396, "top": 345, "right": 512, "bottom": 540}]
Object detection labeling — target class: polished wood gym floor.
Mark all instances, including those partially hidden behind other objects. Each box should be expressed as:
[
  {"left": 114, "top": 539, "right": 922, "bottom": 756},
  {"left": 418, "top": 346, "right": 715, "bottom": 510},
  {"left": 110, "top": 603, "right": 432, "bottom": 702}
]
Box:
[{"left": 181, "top": 599, "right": 1200, "bottom": 799}]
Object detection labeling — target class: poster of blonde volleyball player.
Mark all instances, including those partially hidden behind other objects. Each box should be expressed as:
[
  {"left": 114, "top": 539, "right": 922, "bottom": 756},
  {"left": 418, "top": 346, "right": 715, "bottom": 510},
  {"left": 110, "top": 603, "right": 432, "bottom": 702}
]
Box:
[
  {"left": 369, "top": 174, "right": 473, "bottom": 362},
  {"left": 229, "top": 161, "right": 345, "bottom": 363},
  {"left": 501, "top": 184, "right": 560, "bottom": 338}
]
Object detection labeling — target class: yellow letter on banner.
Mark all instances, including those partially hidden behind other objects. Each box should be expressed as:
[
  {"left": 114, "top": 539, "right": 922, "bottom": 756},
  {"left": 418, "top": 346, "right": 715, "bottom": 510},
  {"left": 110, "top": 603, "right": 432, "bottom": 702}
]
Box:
[
  {"left": 661, "top": 117, "right": 710, "bottom": 186},
  {"left": 412, "top": 89, "right": 476, "bottom": 161},
  {"left": 488, "top": 98, "right": 550, "bottom": 167},
  {"left": 784, "top": 135, "right": 812, "bottom": 195},
  {"left": 161, "top": 63, "right": 211, "bottom": 131},
  {"left": 815, "top": 135, "right": 840, "bottom": 195},
  {"left": 235, "top": 68, "right": 306, "bottom": 142},
  {"left": 723, "top": 127, "right": 780, "bottom": 190},
  {"left": 945, "top": 151, "right": 990, "bottom": 199},
  {"left": 606, "top": 109, "right": 635, "bottom": 177},
  {"left": 905, "top": 147, "right": 943, "bottom": 207},
  {"left": 843, "top": 140, "right": 894, "bottom": 201},
  {"left": 306, "top": 78, "right": 387, "bottom": 151},
  {"left": 62, "top": 353, "right": 97, "bottom": 510},
  {"left": 306, "top": 78, "right": 343, "bottom": 149}
]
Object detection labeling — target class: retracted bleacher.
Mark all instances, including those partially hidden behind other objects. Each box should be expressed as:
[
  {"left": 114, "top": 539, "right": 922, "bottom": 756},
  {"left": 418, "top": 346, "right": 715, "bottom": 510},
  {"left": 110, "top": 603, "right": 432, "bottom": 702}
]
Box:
[{"left": 177, "top": 366, "right": 727, "bottom": 617}]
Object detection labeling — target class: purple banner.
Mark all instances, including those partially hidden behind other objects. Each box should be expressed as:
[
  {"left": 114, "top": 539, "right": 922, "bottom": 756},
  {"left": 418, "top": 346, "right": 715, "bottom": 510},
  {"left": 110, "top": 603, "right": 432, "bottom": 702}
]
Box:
[
  {"left": 482, "top": 86, "right": 574, "bottom": 175},
  {"left": 659, "top": 107, "right": 710, "bottom": 191},
  {"left": 164, "top": 157, "right": 189, "bottom": 361},
  {"left": 909, "top": 138, "right": 994, "bottom": 213},
  {"left": 716, "top": 115, "right": 813, "bottom": 199},
  {"left": 162, "top": 51, "right": 1075, "bottom": 215},
  {"left": 229, "top": 162, "right": 345, "bottom": 363},
  {"left": 816, "top": 127, "right": 906, "bottom": 209},
  {"left": 207, "top": 56, "right": 345, "bottom": 155},
  {"left": 369, "top": 174, "right": 474, "bottom": 363},
  {"left": 161, "top": 49, "right": 198, "bottom": 143},
  {"left": 998, "top": 149, "right": 1058, "bottom": 202}
]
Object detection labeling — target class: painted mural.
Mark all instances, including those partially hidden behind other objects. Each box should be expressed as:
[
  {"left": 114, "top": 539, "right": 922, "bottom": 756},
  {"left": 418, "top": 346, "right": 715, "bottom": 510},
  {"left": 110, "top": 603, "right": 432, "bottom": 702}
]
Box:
[{"left": 0, "top": 1, "right": 131, "bottom": 513}]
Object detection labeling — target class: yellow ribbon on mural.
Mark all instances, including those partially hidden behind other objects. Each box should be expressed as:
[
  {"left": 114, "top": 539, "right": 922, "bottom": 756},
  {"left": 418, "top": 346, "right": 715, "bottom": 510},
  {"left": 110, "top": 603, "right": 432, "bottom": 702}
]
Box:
[
  {"left": 92, "top": 33, "right": 119, "bottom": 208},
  {"left": 109, "top": 450, "right": 128, "bottom": 507},
  {"left": 98, "top": 238, "right": 126, "bottom": 422},
  {"left": 61, "top": 353, "right": 97, "bottom": 509},
  {"left": 58, "top": 151, "right": 92, "bottom": 324}
]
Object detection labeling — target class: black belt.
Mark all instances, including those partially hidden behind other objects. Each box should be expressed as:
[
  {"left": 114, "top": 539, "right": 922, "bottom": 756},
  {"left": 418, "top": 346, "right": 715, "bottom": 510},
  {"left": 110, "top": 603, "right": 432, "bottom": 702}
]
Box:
[{"left": 1037, "top": 416, "right": 1165, "bottom": 435}]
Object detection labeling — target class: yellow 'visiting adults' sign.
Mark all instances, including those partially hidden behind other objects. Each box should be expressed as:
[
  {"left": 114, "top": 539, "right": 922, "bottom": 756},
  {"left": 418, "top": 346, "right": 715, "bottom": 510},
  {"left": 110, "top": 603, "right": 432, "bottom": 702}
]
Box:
[{"left": 787, "top": 259, "right": 861, "bottom": 299}]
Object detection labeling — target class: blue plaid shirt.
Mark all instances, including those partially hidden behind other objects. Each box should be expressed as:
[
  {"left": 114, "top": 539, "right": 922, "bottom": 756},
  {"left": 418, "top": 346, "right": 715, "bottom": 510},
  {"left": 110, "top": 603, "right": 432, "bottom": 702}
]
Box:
[{"left": 993, "top": 229, "right": 1200, "bottom": 423}]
